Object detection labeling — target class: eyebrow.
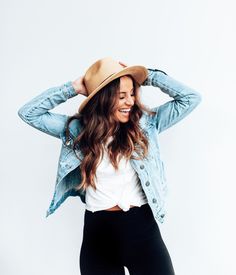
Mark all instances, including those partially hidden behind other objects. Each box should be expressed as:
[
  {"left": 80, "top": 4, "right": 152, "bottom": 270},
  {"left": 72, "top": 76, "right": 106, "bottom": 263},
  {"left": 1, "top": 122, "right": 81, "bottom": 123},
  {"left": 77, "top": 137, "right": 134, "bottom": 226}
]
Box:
[{"left": 119, "top": 88, "right": 134, "bottom": 94}]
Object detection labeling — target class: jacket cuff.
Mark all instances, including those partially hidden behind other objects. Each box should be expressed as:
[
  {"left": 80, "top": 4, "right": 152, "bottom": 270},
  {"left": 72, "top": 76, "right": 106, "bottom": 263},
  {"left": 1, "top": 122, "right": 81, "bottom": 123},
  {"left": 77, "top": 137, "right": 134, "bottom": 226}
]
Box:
[
  {"left": 142, "top": 68, "right": 168, "bottom": 86},
  {"left": 62, "top": 81, "right": 78, "bottom": 99}
]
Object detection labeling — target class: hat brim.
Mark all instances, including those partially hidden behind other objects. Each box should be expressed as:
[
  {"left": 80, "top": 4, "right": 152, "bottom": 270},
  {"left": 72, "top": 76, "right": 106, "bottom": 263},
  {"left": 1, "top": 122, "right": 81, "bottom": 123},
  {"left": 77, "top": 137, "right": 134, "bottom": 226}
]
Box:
[{"left": 78, "top": 65, "right": 148, "bottom": 113}]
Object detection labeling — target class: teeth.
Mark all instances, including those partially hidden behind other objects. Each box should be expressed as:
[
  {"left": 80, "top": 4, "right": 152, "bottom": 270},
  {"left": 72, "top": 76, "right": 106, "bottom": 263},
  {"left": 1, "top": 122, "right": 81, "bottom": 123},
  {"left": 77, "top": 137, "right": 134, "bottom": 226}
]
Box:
[{"left": 119, "top": 109, "right": 131, "bottom": 113}]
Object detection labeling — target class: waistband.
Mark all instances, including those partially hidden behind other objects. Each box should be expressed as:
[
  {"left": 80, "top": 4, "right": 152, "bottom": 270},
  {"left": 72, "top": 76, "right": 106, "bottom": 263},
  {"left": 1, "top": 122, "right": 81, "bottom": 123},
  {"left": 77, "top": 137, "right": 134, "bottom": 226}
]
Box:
[{"left": 85, "top": 202, "right": 150, "bottom": 216}]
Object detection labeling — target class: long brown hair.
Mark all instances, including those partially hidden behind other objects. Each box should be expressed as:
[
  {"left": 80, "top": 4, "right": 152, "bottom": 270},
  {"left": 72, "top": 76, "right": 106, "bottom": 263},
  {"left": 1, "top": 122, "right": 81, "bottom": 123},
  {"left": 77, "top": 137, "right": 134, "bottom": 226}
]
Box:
[{"left": 65, "top": 75, "right": 156, "bottom": 192}]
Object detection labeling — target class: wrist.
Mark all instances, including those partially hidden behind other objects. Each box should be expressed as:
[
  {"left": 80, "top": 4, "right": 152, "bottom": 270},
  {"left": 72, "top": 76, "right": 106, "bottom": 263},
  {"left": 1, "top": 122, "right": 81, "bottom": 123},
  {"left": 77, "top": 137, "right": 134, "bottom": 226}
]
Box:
[{"left": 72, "top": 81, "right": 81, "bottom": 94}]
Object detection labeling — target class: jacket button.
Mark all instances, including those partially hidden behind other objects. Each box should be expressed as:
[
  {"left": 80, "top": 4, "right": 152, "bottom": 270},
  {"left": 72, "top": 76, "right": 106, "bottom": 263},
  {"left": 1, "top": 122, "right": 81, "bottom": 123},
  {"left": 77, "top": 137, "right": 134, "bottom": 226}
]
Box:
[
  {"left": 160, "top": 214, "right": 165, "bottom": 218},
  {"left": 152, "top": 198, "right": 157, "bottom": 203},
  {"left": 140, "top": 164, "right": 144, "bottom": 169},
  {"left": 65, "top": 164, "right": 72, "bottom": 169},
  {"left": 66, "top": 140, "right": 71, "bottom": 146},
  {"left": 145, "top": 181, "right": 150, "bottom": 186}
]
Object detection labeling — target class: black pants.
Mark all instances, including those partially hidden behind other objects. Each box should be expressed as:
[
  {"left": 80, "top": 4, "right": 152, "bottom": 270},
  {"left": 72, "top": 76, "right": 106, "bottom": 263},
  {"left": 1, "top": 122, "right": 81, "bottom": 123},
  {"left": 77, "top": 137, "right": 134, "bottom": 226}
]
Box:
[{"left": 80, "top": 203, "right": 175, "bottom": 275}]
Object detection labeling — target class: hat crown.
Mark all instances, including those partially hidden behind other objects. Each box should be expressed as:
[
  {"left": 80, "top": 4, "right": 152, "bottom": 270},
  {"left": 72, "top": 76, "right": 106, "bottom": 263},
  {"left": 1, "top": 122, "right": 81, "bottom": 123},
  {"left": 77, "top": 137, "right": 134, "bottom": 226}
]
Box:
[{"left": 84, "top": 57, "right": 124, "bottom": 95}]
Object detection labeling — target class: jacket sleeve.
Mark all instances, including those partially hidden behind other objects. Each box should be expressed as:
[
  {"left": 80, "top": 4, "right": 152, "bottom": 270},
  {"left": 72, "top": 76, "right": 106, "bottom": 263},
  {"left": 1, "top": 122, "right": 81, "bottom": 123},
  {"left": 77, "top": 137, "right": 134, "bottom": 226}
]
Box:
[
  {"left": 17, "top": 81, "right": 78, "bottom": 139},
  {"left": 142, "top": 69, "right": 202, "bottom": 134}
]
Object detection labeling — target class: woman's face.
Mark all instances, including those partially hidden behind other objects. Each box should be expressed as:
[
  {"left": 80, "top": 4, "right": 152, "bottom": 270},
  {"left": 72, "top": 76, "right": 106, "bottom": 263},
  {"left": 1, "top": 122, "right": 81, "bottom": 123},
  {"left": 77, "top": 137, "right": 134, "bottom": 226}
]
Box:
[{"left": 114, "top": 76, "right": 135, "bottom": 123}]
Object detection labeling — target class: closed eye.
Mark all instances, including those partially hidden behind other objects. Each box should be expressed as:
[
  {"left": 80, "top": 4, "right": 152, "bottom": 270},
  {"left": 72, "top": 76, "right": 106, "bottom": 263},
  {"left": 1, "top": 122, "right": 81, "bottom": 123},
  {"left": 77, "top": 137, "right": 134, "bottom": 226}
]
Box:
[{"left": 120, "top": 94, "right": 135, "bottom": 99}]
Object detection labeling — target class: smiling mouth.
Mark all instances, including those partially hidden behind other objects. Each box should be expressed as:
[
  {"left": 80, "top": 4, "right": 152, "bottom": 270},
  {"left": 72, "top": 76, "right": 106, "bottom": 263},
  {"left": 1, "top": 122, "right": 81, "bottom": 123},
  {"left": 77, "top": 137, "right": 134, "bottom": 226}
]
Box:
[{"left": 118, "top": 108, "right": 131, "bottom": 113}]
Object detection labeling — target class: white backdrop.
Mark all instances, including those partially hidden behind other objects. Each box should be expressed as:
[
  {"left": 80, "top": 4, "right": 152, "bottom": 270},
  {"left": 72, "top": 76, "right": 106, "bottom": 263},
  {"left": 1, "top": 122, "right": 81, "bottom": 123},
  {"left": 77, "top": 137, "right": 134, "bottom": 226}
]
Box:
[{"left": 1, "top": 0, "right": 235, "bottom": 275}]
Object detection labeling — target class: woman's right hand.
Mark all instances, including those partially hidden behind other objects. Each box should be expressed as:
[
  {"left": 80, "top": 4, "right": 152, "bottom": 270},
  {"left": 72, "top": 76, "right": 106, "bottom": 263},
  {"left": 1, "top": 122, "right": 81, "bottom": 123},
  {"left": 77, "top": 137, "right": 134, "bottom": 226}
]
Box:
[{"left": 72, "top": 76, "right": 89, "bottom": 96}]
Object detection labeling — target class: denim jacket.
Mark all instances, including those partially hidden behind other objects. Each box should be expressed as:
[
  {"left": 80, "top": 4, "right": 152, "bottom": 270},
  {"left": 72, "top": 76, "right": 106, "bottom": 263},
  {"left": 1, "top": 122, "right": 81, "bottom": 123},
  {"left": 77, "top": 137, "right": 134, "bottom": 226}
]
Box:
[{"left": 18, "top": 69, "right": 202, "bottom": 224}]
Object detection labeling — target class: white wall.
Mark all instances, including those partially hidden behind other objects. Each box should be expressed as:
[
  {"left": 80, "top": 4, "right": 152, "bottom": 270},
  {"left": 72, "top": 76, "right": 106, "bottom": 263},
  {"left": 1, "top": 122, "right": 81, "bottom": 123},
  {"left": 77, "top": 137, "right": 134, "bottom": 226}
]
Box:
[{"left": 1, "top": 0, "right": 235, "bottom": 274}]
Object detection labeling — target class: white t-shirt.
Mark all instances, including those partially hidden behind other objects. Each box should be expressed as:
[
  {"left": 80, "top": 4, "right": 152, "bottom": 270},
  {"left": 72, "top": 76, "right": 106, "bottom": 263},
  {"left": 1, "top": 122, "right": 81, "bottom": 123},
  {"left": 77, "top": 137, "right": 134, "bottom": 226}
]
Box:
[{"left": 85, "top": 137, "right": 148, "bottom": 212}]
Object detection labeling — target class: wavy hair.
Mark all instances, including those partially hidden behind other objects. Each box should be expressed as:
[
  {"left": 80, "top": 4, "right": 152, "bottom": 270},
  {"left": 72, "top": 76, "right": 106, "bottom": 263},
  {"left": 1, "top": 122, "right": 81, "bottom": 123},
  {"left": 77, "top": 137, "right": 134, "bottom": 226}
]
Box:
[{"left": 65, "top": 75, "right": 156, "bottom": 192}]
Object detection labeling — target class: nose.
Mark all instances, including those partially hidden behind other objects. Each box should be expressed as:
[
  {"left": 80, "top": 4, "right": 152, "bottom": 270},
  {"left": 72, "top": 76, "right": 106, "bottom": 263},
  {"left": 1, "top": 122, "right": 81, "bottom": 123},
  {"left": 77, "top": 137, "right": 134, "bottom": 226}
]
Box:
[{"left": 125, "top": 95, "right": 134, "bottom": 106}]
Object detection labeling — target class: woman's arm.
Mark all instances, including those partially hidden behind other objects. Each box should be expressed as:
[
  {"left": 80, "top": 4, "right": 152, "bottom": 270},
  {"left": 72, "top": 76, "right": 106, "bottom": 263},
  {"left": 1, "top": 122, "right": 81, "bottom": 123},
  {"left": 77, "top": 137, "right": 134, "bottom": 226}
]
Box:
[
  {"left": 18, "top": 76, "right": 87, "bottom": 139},
  {"left": 142, "top": 69, "right": 202, "bottom": 134},
  {"left": 17, "top": 81, "right": 79, "bottom": 139}
]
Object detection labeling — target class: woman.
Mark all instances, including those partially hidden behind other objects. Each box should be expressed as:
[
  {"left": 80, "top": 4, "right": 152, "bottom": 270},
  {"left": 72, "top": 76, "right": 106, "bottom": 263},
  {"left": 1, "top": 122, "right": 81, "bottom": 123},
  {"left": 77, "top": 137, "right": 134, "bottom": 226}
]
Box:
[{"left": 18, "top": 57, "right": 202, "bottom": 275}]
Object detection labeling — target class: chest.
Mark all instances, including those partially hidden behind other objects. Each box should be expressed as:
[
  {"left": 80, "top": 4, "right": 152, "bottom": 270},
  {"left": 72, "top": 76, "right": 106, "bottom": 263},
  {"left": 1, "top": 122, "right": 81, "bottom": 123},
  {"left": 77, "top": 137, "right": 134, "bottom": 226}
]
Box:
[{"left": 58, "top": 113, "right": 163, "bottom": 177}]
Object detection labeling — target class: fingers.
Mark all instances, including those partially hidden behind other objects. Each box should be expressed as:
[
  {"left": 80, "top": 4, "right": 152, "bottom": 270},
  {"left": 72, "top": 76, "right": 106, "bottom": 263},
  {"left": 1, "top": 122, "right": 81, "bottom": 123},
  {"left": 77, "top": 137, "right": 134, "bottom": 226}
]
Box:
[{"left": 119, "top": 61, "right": 128, "bottom": 67}]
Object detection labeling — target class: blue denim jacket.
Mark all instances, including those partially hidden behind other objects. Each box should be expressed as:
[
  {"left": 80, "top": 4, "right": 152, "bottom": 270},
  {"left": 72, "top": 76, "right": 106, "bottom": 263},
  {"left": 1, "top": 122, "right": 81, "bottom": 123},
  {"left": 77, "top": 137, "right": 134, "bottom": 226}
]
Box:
[{"left": 18, "top": 69, "right": 202, "bottom": 224}]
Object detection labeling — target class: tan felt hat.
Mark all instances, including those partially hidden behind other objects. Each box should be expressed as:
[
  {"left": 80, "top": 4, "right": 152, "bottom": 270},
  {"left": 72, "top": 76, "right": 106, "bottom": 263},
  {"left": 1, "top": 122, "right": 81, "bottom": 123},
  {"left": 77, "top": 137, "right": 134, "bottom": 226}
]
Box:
[{"left": 78, "top": 57, "right": 148, "bottom": 113}]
